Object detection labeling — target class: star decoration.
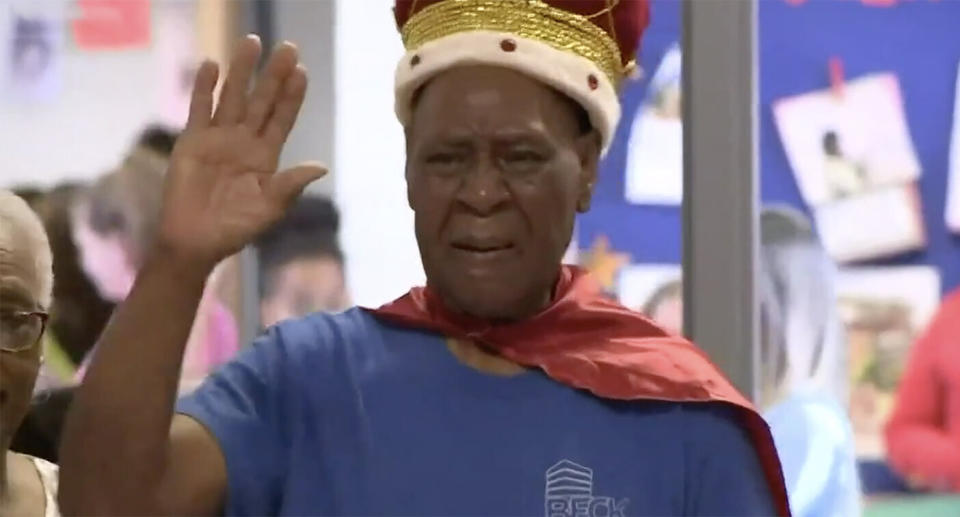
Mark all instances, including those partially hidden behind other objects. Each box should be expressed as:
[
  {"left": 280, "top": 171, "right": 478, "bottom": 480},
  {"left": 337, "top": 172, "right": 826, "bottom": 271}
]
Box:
[{"left": 581, "top": 235, "right": 630, "bottom": 291}]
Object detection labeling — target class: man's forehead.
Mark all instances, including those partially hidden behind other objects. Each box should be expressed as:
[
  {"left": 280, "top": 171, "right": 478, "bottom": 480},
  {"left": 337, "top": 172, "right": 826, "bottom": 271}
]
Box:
[{"left": 0, "top": 229, "right": 44, "bottom": 307}]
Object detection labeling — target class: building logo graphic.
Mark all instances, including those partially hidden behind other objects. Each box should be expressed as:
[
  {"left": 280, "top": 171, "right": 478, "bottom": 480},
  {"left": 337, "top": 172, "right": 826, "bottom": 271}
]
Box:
[{"left": 544, "top": 460, "right": 628, "bottom": 517}]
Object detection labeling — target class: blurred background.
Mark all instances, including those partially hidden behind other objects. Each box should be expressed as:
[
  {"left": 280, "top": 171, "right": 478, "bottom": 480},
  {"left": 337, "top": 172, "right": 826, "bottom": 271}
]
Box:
[{"left": 2, "top": 0, "right": 959, "bottom": 515}]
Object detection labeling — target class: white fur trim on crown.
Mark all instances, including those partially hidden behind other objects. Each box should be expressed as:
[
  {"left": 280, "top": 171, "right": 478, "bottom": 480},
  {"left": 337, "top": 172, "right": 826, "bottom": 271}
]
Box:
[{"left": 395, "top": 30, "right": 621, "bottom": 153}]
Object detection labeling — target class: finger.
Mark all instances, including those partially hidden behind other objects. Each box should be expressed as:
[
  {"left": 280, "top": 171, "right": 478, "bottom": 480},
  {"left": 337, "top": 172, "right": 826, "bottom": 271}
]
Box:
[
  {"left": 263, "top": 65, "right": 308, "bottom": 146},
  {"left": 266, "top": 163, "right": 328, "bottom": 207},
  {"left": 185, "top": 60, "right": 220, "bottom": 130},
  {"left": 244, "top": 42, "right": 299, "bottom": 133},
  {"left": 212, "top": 35, "right": 262, "bottom": 126}
]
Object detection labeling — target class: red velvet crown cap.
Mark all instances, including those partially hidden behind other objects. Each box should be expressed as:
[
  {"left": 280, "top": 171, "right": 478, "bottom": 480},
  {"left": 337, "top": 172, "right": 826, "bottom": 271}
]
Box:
[{"left": 394, "top": 0, "right": 651, "bottom": 68}]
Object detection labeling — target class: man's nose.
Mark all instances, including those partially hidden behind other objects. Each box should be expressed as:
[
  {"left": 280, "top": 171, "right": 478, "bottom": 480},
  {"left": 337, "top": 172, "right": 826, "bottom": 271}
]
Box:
[{"left": 454, "top": 157, "right": 511, "bottom": 216}]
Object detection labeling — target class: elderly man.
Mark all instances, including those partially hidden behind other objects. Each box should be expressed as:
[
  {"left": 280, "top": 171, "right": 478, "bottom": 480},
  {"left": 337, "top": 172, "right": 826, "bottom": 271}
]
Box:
[
  {"left": 60, "top": 1, "right": 789, "bottom": 516},
  {"left": 1, "top": 190, "right": 60, "bottom": 516}
]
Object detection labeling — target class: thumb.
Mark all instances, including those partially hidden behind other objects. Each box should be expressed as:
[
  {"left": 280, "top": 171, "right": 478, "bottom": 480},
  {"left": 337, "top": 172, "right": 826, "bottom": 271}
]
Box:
[{"left": 267, "top": 162, "right": 328, "bottom": 206}]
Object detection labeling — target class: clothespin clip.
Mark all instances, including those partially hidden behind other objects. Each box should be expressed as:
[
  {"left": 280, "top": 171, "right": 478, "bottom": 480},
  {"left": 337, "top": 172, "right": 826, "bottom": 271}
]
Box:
[{"left": 829, "top": 56, "right": 845, "bottom": 99}]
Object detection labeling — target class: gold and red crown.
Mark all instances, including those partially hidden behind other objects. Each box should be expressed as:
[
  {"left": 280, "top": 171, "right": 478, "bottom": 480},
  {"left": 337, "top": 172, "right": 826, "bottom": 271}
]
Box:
[{"left": 392, "top": 0, "right": 651, "bottom": 151}]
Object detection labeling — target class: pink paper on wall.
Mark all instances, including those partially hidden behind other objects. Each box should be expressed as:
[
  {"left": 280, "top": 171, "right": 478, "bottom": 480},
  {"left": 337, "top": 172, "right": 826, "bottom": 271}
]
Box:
[{"left": 72, "top": 0, "right": 151, "bottom": 50}]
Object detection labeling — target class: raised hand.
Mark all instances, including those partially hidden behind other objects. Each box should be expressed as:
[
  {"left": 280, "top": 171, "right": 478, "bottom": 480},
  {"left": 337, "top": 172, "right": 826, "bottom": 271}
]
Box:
[{"left": 156, "top": 35, "right": 327, "bottom": 270}]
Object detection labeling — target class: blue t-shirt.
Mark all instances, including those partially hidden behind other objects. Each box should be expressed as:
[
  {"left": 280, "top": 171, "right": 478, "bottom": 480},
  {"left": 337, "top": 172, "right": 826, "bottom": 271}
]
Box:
[
  {"left": 765, "top": 391, "right": 861, "bottom": 517},
  {"left": 177, "top": 308, "right": 777, "bottom": 516}
]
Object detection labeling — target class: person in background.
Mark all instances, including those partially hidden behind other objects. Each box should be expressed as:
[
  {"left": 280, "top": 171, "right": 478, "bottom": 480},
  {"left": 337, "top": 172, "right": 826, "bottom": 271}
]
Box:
[
  {"left": 0, "top": 190, "right": 60, "bottom": 516},
  {"left": 60, "top": 2, "right": 789, "bottom": 515},
  {"left": 11, "top": 187, "right": 44, "bottom": 207},
  {"left": 10, "top": 387, "right": 74, "bottom": 464},
  {"left": 885, "top": 286, "right": 960, "bottom": 492},
  {"left": 11, "top": 187, "right": 75, "bottom": 389},
  {"left": 256, "top": 196, "right": 349, "bottom": 327},
  {"left": 641, "top": 278, "right": 683, "bottom": 335},
  {"left": 12, "top": 185, "right": 116, "bottom": 390},
  {"left": 759, "top": 206, "right": 862, "bottom": 516},
  {"left": 71, "top": 126, "right": 238, "bottom": 388}
]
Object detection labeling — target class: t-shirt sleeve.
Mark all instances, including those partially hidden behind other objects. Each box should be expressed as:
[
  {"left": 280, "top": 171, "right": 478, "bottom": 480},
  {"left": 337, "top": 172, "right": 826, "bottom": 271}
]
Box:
[
  {"left": 176, "top": 327, "right": 291, "bottom": 516},
  {"left": 682, "top": 403, "right": 779, "bottom": 516}
]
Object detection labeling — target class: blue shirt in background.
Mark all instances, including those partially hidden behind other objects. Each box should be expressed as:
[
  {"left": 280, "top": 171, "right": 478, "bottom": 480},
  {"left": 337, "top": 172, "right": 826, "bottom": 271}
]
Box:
[
  {"left": 178, "top": 308, "right": 777, "bottom": 516},
  {"left": 765, "top": 390, "right": 862, "bottom": 517}
]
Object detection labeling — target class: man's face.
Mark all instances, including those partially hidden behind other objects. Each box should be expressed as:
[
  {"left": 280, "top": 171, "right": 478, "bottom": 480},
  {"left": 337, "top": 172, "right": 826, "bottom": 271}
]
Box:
[
  {"left": 406, "top": 66, "right": 599, "bottom": 320},
  {"left": 260, "top": 257, "right": 348, "bottom": 327},
  {"left": 0, "top": 224, "right": 44, "bottom": 447}
]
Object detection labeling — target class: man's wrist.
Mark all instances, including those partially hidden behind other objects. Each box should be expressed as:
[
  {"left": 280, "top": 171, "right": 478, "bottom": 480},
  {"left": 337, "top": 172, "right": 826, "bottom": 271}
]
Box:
[{"left": 144, "top": 245, "right": 217, "bottom": 286}]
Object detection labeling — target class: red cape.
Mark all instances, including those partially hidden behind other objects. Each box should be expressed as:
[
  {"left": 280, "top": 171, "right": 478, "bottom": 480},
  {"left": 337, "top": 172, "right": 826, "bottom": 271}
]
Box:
[{"left": 364, "top": 265, "right": 790, "bottom": 516}]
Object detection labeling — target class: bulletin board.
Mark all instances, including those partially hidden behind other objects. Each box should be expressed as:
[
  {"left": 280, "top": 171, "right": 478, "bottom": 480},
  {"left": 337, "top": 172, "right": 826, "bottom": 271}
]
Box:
[{"left": 578, "top": 0, "right": 960, "bottom": 296}]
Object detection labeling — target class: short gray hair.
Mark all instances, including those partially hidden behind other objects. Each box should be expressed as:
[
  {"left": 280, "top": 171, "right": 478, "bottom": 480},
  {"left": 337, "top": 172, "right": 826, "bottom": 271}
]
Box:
[{"left": 0, "top": 189, "right": 53, "bottom": 308}]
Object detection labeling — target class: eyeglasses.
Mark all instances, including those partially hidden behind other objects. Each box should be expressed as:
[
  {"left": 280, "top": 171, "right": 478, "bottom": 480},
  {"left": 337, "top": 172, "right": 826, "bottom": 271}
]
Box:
[{"left": 0, "top": 310, "right": 48, "bottom": 353}]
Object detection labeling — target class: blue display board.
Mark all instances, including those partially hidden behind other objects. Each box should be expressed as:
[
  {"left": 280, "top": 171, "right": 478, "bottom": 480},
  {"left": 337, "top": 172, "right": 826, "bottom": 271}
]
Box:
[{"left": 579, "top": 0, "right": 960, "bottom": 295}]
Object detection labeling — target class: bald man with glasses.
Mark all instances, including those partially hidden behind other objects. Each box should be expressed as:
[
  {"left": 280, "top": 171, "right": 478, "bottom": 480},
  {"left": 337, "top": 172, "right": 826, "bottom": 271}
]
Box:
[{"left": 0, "top": 189, "right": 60, "bottom": 517}]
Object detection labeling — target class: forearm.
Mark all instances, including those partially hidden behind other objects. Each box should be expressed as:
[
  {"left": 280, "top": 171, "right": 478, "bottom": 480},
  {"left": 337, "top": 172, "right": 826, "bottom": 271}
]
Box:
[{"left": 59, "top": 251, "right": 212, "bottom": 514}]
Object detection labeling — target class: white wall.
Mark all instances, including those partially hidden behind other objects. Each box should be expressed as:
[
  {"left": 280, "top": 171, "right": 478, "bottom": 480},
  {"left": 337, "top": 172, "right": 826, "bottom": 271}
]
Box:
[
  {"left": 334, "top": 0, "right": 425, "bottom": 307},
  {"left": 0, "top": 1, "right": 194, "bottom": 188}
]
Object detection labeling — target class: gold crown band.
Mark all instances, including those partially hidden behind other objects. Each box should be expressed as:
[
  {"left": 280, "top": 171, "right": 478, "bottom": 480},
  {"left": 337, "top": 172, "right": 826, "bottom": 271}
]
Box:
[{"left": 401, "top": 0, "right": 626, "bottom": 85}]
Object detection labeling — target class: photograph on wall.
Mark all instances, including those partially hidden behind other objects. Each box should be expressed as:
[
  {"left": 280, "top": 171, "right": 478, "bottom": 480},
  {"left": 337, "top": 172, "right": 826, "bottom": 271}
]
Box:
[
  {"left": 947, "top": 60, "right": 960, "bottom": 233},
  {"left": 617, "top": 263, "right": 682, "bottom": 335},
  {"left": 624, "top": 43, "right": 683, "bottom": 206},
  {"left": 2, "top": 2, "right": 64, "bottom": 102},
  {"left": 836, "top": 266, "right": 941, "bottom": 459},
  {"left": 773, "top": 74, "right": 925, "bottom": 261},
  {"left": 774, "top": 73, "right": 921, "bottom": 205},
  {"left": 813, "top": 184, "right": 926, "bottom": 263}
]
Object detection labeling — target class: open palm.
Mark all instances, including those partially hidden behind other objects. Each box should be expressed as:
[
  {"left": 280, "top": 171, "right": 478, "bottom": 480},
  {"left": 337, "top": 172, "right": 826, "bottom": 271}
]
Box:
[{"left": 157, "top": 36, "right": 326, "bottom": 269}]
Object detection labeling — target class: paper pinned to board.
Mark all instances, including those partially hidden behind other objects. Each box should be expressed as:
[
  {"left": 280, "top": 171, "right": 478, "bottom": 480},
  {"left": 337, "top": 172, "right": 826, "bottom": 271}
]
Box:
[
  {"left": 813, "top": 184, "right": 925, "bottom": 263},
  {"left": 72, "top": 0, "right": 151, "bottom": 50},
  {"left": 617, "top": 263, "right": 682, "bottom": 335},
  {"left": 773, "top": 73, "right": 926, "bottom": 262},
  {"left": 1, "top": 1, "right": 65, "bottom": 102},
  {"left": 837, "top": 265, "right": 940, "bottom": 459},
  {"left": 624, "top": 44, "right": 683, "bottom": 206},
  {"left": 774, "top": 73, "right": 921, "bottom": 207},
  {"left": 617, "top": 264, "right": 682, "bottom": 313},
  {"left": 947, "top": 61, "right": 960, "bottom": 233}
]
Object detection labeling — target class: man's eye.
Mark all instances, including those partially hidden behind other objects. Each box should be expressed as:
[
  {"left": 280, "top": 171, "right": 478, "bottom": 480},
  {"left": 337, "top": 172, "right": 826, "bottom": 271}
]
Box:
[
  {"left": 504, "top": 151, "right": 545, "bottom": 164},
  {"left": 0, "top": 311, "right": 27, "bottom": 330},
  {"left": 426, "top": 153, "right": 464, "bottom": 165}
]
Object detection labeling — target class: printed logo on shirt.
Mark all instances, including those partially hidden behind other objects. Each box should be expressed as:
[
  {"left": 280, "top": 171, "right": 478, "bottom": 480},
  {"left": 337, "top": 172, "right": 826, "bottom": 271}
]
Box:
[{"left": 544, "top": 460, "right": 629, "bottom": 517}]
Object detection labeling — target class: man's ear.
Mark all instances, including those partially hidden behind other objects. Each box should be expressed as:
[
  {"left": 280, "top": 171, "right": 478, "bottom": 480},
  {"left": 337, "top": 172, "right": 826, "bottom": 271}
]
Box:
[{"left": 575, "top": 129, "right": 601, "bottom": 213}]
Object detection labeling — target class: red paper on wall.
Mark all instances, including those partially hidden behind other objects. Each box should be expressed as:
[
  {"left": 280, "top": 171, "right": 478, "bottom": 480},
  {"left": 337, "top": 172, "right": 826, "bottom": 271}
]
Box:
[{"left": 72, "top": 0, "right": 151, "bottom": 49}]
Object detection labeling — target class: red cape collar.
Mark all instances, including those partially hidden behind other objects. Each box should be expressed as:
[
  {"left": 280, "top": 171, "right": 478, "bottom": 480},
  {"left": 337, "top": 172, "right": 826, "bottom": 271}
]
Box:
[{"left": 363, "top": 265, "right": 790, "bottom": 516}]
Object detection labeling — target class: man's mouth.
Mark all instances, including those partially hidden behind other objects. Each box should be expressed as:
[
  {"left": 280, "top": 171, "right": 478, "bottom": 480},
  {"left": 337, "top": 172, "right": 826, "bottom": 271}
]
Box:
[{"left": 450, "top": 239, "right": 516, "bottom": 259}]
